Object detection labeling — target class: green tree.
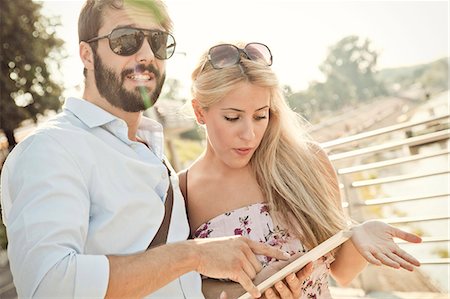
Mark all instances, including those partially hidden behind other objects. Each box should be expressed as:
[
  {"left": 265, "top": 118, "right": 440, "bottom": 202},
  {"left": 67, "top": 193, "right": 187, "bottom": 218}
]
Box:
[
  {"left": 419, "top": 58, "right": 449, "bottom": 92},
  {"left": 288, "top": 35, "right": 387, "bottom": 122},
  {"left": 377, "top": 57, "right": 448, "bottom": 95},
  {"left": 319, "top": 35, "right": 385, "bottom": 105},
  {"left": 0, "top": 0, "right": 65, "bottom": 150}
]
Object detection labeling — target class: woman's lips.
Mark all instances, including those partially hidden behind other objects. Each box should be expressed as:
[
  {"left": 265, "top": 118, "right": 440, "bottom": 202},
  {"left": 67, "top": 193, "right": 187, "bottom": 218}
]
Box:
[{"left": 234, "top": 147, "right": 253, "bottom": 156}]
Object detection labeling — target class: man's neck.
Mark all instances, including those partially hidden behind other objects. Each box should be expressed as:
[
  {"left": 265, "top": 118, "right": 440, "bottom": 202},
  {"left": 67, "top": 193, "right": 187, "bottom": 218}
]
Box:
[{"left": 82, "top": 90, "right": 142, "bottom": 142}]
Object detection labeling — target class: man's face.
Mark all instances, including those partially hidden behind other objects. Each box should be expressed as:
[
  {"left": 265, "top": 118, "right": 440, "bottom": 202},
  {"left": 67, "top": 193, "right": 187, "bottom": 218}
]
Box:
[
  {"left": 93, "top": 51, "right": 165, "bottom": 112},
  {"left": 91, "top": 4, "right": 168, "bottom": 112}
]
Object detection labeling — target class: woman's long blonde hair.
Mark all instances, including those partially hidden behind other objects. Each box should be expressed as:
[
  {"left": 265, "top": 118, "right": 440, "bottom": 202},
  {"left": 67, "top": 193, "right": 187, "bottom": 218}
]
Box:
[{"left": 191, "top": 42, "right": 347, "bottom": 248}]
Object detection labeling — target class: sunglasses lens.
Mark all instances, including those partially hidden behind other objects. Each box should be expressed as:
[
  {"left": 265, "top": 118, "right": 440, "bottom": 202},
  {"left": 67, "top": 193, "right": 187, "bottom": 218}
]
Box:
[
  {"left": 109, "top": 28, "right": 143, "bottom": 56},
  {"left": 148, "top": 31, "right": 176, "bottom": 59},
  {"left": 245, "top": 43, "right": 273, "bottom": 66},
  {"left": 209, "top": 44, "right": 240, "bottom": 69},
  {"left": 108, "top": 28, "right": 176, "bottom": 59}
]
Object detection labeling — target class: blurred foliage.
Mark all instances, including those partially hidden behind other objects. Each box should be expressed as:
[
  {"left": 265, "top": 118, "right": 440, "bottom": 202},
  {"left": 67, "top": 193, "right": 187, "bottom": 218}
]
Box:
[
  {"left": 286, "top": 35, "right": 386, "bottom": 122},
  {"left": 0, "top": 0, "right": 65, "bottom": 150},
  {"left": 319, "top": 35, "right": 385, "bottom": 103},
  {"left": 0, "top": 222, "right": 6, "bottom": 249},
  {"left": 284, "top": 35, "right": 448, "bottom": 124},
  {"left": 180, "top": 127, "right": 204, "bottom": 141},
  {"left": 173, "top": 138, "right": 204, "bottom": 169},
  {"left": 431, "top": 247, "right": 449, "bottom": 259},
  {"left": 411, "top": 227, "right": 425, "bottom": 237},
  {"left": 161, "top": 78, "right": 186, "bottom": 102},
  {"left": 377, "top": 57, "right": 449, "bottom": 94}
]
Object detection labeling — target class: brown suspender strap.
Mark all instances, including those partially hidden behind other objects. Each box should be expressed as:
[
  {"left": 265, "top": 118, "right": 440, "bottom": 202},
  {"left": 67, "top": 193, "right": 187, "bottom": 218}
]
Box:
[{"left": 148, "top": 161, "right": 174, "bottom": 249}]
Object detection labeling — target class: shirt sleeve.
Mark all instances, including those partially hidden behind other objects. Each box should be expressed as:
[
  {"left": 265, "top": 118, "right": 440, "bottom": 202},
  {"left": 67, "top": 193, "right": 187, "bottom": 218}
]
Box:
[{"left": 1, "top": 133, "right": 109, "bottom": 298}]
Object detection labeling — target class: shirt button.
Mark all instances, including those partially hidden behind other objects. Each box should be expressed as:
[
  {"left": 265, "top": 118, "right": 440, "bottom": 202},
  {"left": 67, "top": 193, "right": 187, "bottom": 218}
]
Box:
[{"left": 162, "top": 172, "right": 167, "bottom": 179}]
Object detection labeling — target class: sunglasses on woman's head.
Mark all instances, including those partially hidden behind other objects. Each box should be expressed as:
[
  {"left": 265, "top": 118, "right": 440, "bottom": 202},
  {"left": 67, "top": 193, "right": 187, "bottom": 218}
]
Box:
[
  {"left": 206, "top": 43, "right": 273, "bottom": 69},
  {"left": 86, "top": 27, "right": 176, "bottom": 59}
]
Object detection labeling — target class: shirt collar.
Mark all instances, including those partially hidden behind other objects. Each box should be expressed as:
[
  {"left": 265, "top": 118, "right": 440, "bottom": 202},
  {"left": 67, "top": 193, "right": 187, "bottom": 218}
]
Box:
[
  {"left": 63, "top": 97, "right": 162, "bottom": 131},
  {"left": 63, "top": 97, "right": 165, "bottom": 158},
  {"left": 63, "top": 97, "right": 117, "bottom": 128}
]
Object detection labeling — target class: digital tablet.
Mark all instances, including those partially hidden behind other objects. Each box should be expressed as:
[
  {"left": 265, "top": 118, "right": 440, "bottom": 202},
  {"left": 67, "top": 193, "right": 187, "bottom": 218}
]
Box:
[{"left": 237, "top": 229, "right": 353, "bottom": 299}]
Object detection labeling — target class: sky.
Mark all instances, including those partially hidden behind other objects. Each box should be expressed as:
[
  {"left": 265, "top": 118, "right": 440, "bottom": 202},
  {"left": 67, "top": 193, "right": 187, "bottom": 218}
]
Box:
[{"left": 40, "top": 0, "right": 449, "bottom": 99}]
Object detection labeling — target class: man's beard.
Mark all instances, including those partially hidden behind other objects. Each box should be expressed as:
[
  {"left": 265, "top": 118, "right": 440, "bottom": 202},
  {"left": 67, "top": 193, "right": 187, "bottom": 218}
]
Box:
[{"left": 93, "top": 52, "right": 165, "bottom": 112}]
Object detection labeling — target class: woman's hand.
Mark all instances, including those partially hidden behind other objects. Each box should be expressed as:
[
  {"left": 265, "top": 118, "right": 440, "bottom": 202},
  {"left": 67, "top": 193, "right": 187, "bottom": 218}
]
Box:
[
  {"left": 252, "top": 254, "right": 312, "bottom": 299},
  {"left": 351, "top": 220, "right": 422, "bottom": 271},
  {"left": 214, "top": 258, "right": 313, "bottom": 299},
  {"left": 262, "top": 262, "right": 313, "bottom": 299}
]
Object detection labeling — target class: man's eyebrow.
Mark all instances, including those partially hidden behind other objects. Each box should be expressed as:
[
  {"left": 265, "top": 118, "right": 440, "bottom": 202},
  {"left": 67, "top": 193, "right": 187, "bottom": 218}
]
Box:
[
  {"left": 220, "top": 105, "right": 269, "bottom": 112},
  {"left": 115, "top": 24, "right": 134, "bottom": 29}
]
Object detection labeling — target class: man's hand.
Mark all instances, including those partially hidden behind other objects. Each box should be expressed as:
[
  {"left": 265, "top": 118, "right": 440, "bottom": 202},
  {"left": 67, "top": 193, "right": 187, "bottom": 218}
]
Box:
[
  {"left": 193, "top": 236, "right": 290, "bottom": 298},
  {"left": 351, "top": 220, "right": 422, "bottom": 271}
]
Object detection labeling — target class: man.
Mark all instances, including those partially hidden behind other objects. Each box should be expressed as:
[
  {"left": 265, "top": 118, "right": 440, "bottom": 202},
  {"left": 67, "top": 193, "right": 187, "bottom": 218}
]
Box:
[{"left": 1, "top": 0, "right": 300, "bottom": 298}]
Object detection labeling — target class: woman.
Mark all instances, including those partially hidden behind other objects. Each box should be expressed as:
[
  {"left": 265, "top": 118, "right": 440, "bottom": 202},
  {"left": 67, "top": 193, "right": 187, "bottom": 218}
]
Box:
[{"left": 179, "top": 42, "right": 422, "bottom": 298}]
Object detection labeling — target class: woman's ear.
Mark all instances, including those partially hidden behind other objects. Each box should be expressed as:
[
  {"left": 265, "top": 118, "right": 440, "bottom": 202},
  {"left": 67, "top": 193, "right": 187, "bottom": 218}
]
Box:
[
  {"left": 79, "top": 41, "right": 95, "bottom": 72},
  {"left": 192, "top": 99, "right": 205, "bottom": 125}
]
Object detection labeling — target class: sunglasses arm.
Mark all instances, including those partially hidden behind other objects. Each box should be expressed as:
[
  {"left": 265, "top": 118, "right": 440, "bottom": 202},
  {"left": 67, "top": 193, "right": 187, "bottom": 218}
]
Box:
[{"left": 85, "top": 34, "right": 109, "bottom": 44}]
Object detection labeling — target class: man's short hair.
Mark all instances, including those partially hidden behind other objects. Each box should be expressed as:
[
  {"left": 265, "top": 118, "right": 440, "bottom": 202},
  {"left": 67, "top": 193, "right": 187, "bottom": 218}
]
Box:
[
  {"left": 78, "top": 0, "right": 173, "bottom": 76},
  {"left": 78, "top": 0, "right": 173, "bottom": 44}
]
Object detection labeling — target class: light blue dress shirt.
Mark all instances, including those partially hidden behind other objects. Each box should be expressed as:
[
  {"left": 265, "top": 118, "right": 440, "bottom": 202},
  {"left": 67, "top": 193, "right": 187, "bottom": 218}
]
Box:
[{"left": 0, "top": 97, "right": 203, "bottom": 298}]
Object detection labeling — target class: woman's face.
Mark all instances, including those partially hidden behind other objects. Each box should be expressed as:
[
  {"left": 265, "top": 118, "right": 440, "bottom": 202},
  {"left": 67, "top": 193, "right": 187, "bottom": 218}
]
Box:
[{"left": 200, "top": 82, "right": 271, "bottom": 169}]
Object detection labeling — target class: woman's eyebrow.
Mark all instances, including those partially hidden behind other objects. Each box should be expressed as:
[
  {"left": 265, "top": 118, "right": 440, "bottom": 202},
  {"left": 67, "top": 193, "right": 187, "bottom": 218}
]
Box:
[{"left": 220, "top": 105, "right": 269, "bottom": 112}]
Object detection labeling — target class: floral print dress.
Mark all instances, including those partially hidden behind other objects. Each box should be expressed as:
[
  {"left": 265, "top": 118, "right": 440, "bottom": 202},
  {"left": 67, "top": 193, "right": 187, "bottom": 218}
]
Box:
[{"left": 193, "top": 203, "right": 334, "bottom": 299}]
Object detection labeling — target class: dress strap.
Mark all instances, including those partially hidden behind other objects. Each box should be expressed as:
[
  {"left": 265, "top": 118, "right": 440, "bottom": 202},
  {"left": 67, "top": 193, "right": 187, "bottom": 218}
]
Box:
[{"left": 178, "top": 168, "right": 189, "bottom": 210}]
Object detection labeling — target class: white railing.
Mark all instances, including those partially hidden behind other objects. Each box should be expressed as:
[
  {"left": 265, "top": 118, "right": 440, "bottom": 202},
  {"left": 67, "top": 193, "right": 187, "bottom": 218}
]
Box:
[{"left": 322, "top": 113, "right": 450, "bottom": 267}]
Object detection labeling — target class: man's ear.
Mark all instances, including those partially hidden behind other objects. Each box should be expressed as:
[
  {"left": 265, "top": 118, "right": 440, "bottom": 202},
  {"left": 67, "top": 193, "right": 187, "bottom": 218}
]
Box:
[
  {"left": 192, "top": 99, "right": 205, "bottom": 125},
  {"left": 79, "top": 41, "right": 95, "bottom": 71}
]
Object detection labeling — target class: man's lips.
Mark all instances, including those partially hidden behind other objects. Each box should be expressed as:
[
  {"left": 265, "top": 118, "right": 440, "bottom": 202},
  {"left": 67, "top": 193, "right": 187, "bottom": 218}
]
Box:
[
  {"left": 126, "top": 72, "right": 155, "bottom": 81},
  {"left": 122, "top": 63, "right": 160, "bottom": 82}
]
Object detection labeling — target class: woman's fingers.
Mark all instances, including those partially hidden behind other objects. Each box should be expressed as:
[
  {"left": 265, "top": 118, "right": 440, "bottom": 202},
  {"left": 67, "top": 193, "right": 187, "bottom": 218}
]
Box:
[
  {"left": 391, "top": 226, "right": 422, "bottom": 244},
  {"left": 285, "top": 273, "right": 302, "bottom": 298},
  {"left": 362, "top": 250, "right": 382, "bottom": 266},
  {"left": 296, "top": 262, "right": 313, "bottom": 281},
  {"left": 372, "top": 250, "right": 400, "bottom": 268},
  {"left": 274, "top": 281, "right": 294, "bottom": 299},
  {"left": 352, "top": 221, "right": 421, "bottom": 272},
  {"left": 394, "top": 247, "right": 421, "bottom": 267},
  {"left": 388, "top": 249, "right": 419, "bottom": 271},
  {"left": 263, "top": 265, "right": 313, "bottom": 299},
  {"left": 219, "top": 291, "right": 227, "bottom": 299},
  {"left": 264, "top": 288, "right": 279, "bottom": 299}
]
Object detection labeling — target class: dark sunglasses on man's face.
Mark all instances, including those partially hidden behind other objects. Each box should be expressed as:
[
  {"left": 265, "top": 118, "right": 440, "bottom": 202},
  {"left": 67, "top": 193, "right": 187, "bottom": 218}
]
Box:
[
  {"left": 86, "top": 27, "right": 176, "bottom": 59},
  {"left": 207, "top": 43, "right": 273, "bottom": 69}
]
